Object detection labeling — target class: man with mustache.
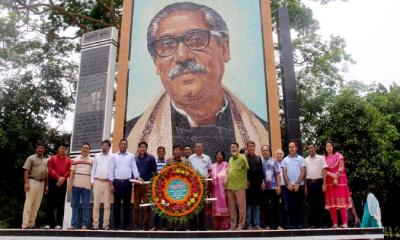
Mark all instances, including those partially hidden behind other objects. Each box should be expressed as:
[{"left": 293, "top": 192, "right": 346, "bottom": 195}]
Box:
[{"left": 126, "top": 2, "right": 269, "bottom": 157}]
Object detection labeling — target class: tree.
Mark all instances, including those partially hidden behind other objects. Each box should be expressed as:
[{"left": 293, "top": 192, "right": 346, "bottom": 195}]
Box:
[
  {"left": 0, "top": 4, "right": 76, "bottom": 227},
  {"left": 1, "top": 0, "right": 122, "bottom": 35},
  {"left": 0, "top": 72, "right": 73, "bottom": 226},
  {"left": 365, "top": 83, "right": 400, "bottom": 232}
]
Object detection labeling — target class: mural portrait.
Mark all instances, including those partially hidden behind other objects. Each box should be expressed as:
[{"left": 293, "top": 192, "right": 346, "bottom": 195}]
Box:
[{"left": 125, "top": 0, "right": 270, "bottom": 157}]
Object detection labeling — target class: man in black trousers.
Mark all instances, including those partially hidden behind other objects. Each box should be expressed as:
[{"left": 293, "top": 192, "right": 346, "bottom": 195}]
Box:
[
  {"left": 45, "top": 144, "right": 71, "bottom": 229},
  {"left": 108, "top": 139, "right": 141, "bottom": 230},
  {"left": 304, "top": 143, "right": 327, "bottom": 228}
]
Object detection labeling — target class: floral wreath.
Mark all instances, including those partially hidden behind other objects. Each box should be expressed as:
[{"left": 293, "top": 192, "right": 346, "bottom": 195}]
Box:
[{"left": 149, "top": 163, "right": 206, "bottom": 223}]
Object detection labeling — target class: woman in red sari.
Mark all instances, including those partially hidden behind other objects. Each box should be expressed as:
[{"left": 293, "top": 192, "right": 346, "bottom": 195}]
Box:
[
  {"left": 211, "top": 151, "right": 230, "bottom": 230},
  {"left": 324, "top": 141, "right": 352, "bottom": 228}
]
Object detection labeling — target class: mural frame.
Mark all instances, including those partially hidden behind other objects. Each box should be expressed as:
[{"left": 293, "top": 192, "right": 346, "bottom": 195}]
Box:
[{"left": 113, "top": 0, "right": 281, "bottom": 154}]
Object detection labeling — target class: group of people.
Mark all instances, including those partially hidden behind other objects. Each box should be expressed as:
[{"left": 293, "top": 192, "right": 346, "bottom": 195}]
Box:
[{"left": 21, "top": 139, "right": 382, "bottom": 231}]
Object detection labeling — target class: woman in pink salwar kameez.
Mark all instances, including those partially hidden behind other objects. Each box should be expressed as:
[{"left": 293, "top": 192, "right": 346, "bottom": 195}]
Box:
[
  {"left": 211, "top": 151, "right": 230, "bottom": 230},
  {"left": 324, "top": 141, "right": 352, "bottom": 228}
]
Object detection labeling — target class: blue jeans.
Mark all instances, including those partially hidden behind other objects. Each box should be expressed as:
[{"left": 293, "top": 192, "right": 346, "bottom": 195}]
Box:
[
  {"left": 246, "top": 205, "right": 260, "bottom": 226},
  {"left": 71, "top": 186, "right": 91, "bottom": 228}
]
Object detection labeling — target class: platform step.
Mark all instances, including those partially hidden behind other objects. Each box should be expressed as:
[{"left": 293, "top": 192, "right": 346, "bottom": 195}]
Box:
[{"left": 0, "top": 228, "right": 384, "bottom": 240}]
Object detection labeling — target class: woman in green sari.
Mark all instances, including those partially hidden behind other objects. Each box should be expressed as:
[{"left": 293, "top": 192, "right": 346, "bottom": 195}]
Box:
[{"left": 361, "top": 192, "right": 382, "bottom": 228}]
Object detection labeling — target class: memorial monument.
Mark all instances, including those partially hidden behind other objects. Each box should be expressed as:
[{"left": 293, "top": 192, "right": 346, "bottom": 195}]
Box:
[
  {"left": 0, "top": 0, "right": 382, "bottom": 239},
  {"left": 70, "top": 27, "right": 118, "bottom": 154}
]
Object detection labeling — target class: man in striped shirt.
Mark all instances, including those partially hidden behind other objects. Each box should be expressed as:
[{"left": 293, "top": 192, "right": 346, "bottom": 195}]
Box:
[
  {"left": 68, "top": 143, "right": 93, "bottom": 229},
  {"left": 151, "top": 146, "right": 167, "bottom": 231},
  {"left": 156, "top": 146, "right": 167, "bottom": 172}
]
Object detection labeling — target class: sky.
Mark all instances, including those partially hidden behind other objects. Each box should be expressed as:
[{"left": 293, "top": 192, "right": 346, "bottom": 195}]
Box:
[
  {"left": 304, "top": 0, "right": 400, "bottom": 88},
  {"left": 56, "top": 0, "right": 400, "bottom": 132}
]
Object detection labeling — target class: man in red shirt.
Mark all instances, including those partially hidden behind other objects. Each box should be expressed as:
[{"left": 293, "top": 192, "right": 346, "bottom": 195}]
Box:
[{"left": 45, "top": 144, "right": 72, "bottom": 229}]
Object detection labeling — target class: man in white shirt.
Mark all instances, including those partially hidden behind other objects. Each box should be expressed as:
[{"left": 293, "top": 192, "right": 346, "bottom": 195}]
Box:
[
  {"left": 188, "top": 142, "right": 212, "bottom": 231},
  {"left": 304, "top": 143, "right": 327, "bottom": 228},
  {"left": 189, "top": 142, "right": 212, "bottom": 178},
  {"left": 91, "top": 140, "right": 112, "bottom": 230}
]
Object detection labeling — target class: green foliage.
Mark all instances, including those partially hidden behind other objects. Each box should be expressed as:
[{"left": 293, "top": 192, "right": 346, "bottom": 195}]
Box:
[
  {"left": 0, "top": 3, "right": 76, "bottom": 227},
  {"left": 45, "top": 0, "right": 123, "bottom": 35},
  {"left": 363, "top": 84, "right": 400, "bottom": 230},
  {"left": 0, "top": 0, "right": 122, "bottom": 228},
  {"left": 0, "top": 73, "right": 72, "bottom": 226}
]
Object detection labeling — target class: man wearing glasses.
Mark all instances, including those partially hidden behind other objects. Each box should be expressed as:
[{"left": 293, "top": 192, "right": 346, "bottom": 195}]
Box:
[{"left": 126, "top": 2, "right": 269, "bottom": 158}]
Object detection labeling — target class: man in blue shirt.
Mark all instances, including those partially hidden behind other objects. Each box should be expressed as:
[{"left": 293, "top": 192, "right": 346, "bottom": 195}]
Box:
[
  {"left": 261, "top": 145, "right": 282, "bottom": 230},
  {"left": 134, "top": 141, "right": 157, "bottom": 230},
  {"left": 108, "top": 139, "right": 140, "bottom": 230},
  {"left": 282, "top": 141, "right": 305, "bottom": 229}
]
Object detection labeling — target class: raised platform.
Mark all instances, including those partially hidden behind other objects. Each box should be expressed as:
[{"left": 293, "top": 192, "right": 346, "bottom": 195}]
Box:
[{"left": 0, "top": 228, "right": 384, "bottom": 239}]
